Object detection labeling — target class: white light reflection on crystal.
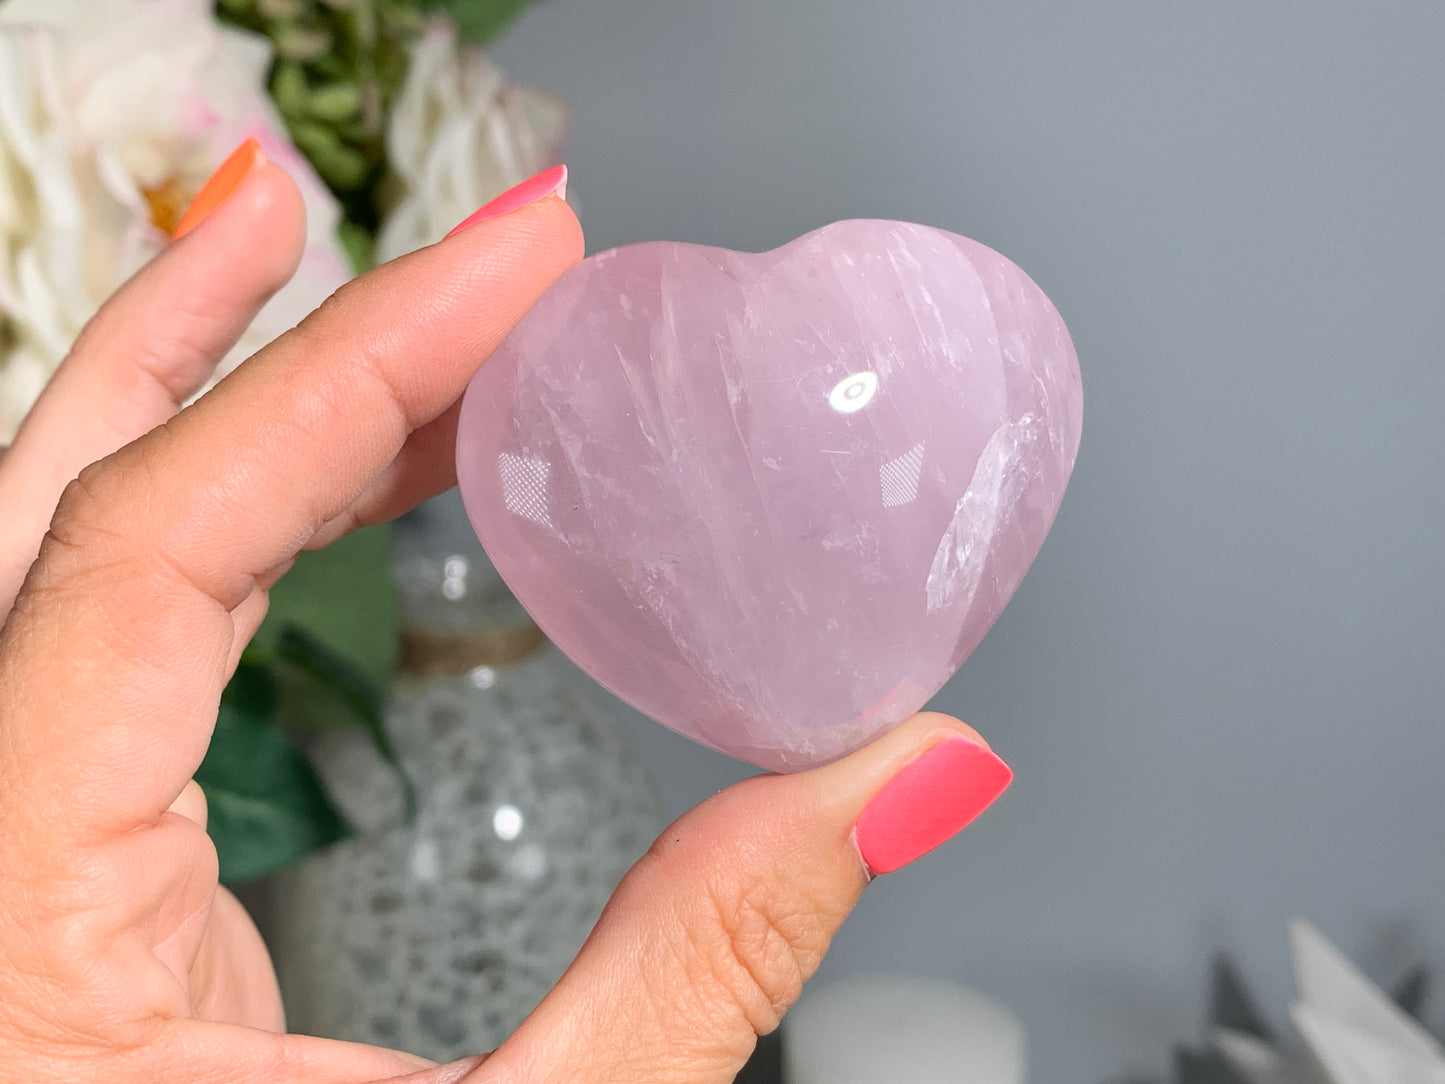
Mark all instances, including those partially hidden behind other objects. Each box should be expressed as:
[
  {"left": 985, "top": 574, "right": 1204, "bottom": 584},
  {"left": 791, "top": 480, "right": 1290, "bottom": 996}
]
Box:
[
  {"left": 498, "top": 451, "right": 555, "bottom": 530},
  {"left": 492, "top": 804, "right": 523, "bottom": 841},
  {"left": 880, "top": 442, "right": 926, "bottom": 507},
  {"left": 469, "top": 665, "right": 497, "bottom": 689},
  {"left": 828, "top": 371, "right": 878, "bottom": 414}
]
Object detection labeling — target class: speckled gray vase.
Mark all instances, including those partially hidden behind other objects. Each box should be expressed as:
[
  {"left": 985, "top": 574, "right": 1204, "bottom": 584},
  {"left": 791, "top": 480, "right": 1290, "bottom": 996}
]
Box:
[{"left": 270, "top": 493, "right": 664, "bottom": 1060}]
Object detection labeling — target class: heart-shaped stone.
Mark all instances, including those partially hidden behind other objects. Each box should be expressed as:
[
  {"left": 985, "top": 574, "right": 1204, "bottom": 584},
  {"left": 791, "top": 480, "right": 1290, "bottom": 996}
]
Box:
[{"left": 457, "top": 220, "right": 1082, "bottom": 771}]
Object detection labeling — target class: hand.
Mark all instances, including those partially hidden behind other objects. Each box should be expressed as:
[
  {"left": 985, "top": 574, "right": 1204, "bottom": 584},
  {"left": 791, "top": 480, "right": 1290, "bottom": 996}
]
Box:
[{"left": 0, "top": 159, "right": 1010, "bottom": 1083}]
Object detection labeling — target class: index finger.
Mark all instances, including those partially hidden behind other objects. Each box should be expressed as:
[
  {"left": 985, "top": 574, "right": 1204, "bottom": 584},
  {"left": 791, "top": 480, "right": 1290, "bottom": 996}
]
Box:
[{"left": 0, "top": 195, "right": 582, "bottom": 842}]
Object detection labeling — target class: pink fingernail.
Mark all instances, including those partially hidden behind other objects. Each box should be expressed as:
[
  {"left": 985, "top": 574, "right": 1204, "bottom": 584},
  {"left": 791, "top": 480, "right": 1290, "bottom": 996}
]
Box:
[
  {"left": 446, "top": 164, "right": 569, "bottom": 237},
  {"left": 854, "top": 736, "right": 1013, "bottom": 875}
]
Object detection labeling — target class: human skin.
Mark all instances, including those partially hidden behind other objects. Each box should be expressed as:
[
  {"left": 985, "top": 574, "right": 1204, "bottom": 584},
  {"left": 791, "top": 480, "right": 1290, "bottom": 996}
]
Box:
[{"left": 0, "top": 160, "right": 1005, "bottom": 1083}]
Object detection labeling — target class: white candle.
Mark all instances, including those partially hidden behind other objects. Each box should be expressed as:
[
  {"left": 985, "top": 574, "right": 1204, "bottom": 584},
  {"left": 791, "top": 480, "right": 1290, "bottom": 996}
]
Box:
[{"left": 783, "top": 974, "right": 1026, "bottom": 1084}]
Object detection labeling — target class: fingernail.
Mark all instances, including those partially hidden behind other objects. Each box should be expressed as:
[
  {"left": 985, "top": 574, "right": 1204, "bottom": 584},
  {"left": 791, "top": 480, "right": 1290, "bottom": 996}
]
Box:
[
  {"left": 855, "top": 735, "right": 1013, "bottom": 875},
  {"left": 173, "top": 137, "right": 267, "bottom": 239},
  {"left": 446, "top": 164, "right": 569, "bottom": 237}
]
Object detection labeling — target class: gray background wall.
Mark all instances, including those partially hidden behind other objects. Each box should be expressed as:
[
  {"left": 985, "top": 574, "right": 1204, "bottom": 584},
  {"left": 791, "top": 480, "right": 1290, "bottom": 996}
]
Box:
[{"left": 493, "top": 4, "right": 1445, "bottom": 1080}]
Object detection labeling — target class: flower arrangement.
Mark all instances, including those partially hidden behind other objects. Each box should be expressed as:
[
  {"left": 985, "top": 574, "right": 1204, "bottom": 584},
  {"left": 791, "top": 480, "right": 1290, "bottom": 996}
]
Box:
[{"left": 0, "top": 0, "right": 565, "bottom": 880}]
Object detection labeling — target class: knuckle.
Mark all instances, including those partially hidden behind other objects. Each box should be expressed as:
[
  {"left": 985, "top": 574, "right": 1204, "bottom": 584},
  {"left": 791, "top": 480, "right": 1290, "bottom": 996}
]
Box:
[
  {"left": 287, "top": 285, "right": 414, "bottom": 431},
  {"left": 291, "top": 274, "right": 393, "bottom": 361},
  {"left": 49, "top": 427, "right": 173, "bottom": 544},
  {"left": 47, "top": 462, "right": 128, "bottom": 558},
  {"left": 78, "top": 287, "right": 222, "bottom": 406},
  {"left": 34, "top": 429, "right": 238, "bottom": 614},
  {"left": 695, "top": 869, "right": 814, "bottom": 1033},
  {"left": 641, "top": 795, "right": 837, "bottom": 1036},
  {"left": 51, "top": 462, "right": 107, "bottom": 532},
  {"left": 292, "top": 286, "right": 348, "bottom": 341},
  {"left": 44, "top": 441, "right": 166, "bottom": 578}
]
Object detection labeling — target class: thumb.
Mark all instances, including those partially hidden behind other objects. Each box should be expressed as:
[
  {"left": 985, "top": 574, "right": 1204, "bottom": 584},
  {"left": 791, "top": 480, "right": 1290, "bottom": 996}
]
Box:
[{"left": 465, "top": 712, "right": 1012, "bottom": 1084}]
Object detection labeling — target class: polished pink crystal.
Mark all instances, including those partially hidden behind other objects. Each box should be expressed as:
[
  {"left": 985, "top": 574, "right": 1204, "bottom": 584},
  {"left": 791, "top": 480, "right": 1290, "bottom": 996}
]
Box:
[{"left": 457, "top": 220, "right": 1082, "bottom": 771}]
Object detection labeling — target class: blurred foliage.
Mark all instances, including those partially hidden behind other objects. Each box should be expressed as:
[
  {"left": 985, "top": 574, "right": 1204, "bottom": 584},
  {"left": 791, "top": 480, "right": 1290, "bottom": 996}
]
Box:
[
  {"left": 249, "top": 526, "right": 400, "bottom": 692},
  {"left": 206, "top": 528, "right": 404, "bottom": 883},
  {"left": 197, "top": 660, "right": 351, "bottom": 883},
  {"left": 214, "top": 0, "right": 536, "bottom": 235},
  {"left": 215, "top": 0, "right": 422, "bottom": 233},
  {"left": 416, "top": 0, "right": 532, "bottom": 46}
]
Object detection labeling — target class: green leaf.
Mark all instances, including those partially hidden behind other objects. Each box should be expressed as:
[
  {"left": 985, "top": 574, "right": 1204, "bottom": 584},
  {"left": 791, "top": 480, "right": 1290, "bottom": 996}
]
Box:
[
  {"left": 416, "top": 0, "right": 534, "bottom": 45},
  {"left": 273, "top": 23, "right": 334, "bottom": 62},
  {"left": 225, "top": 656, "right": 280, "bottom": 718},
  {"left": 198, "top": 663, "right": 351, "bottom": 883},
  {"left": 218, "top": 0, "right": 425, "bottom": 229},
  {"left": 252, "top": 524, "right": 399, "bottom": 690},
  {"left": 276, "top": 625, "right": 416, "bottom": 819},
  {"left": 308, "top": 82, "right": 363, "bottom": 123},
  {"left": 290, "top": 122, "right": 371, "bottom": 189},
  {"left": 270, "top": 60, "right": 311, "bottom": 119}
]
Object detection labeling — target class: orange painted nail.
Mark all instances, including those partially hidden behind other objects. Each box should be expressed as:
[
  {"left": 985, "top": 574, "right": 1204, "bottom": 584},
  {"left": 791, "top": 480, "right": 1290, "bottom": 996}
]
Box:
[{"left": 173, "top": 138, "right": 267, "bottom": 239}]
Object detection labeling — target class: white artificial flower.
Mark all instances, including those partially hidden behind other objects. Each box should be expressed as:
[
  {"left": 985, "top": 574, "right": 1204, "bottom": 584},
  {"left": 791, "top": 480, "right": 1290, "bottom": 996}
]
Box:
[
  {"left": 0, "top": 0, "right": 351, "bottom": 443},
  {"left": 375, "top": 18, "right": 567, "bottom": 263}
]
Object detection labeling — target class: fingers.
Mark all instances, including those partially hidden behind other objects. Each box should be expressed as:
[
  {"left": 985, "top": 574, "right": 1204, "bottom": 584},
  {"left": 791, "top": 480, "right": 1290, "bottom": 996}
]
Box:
[
  {"left": 166, "top": 780, "right": 209, "bottom": 830},
  {"left": 5, "top": 1023, "right": 437, "bottom": 1084},
  {"left": 186, "top": 888, "right": 286, "bottom": 1032},
  {"left": 305, "top": 397, "right": 465, "bottom": 551},
  {"left": 0, "top": 160, "right": 307, "bottom": 610},
  {"left": 468, "top": 713, "right": 1012, "bottom": 1084},
  {"left": 137, "top": 1022, "right": 436, "bottom": 1084},
  {"left": 0, "top": 196, "right": 583, "bottom": 845}
]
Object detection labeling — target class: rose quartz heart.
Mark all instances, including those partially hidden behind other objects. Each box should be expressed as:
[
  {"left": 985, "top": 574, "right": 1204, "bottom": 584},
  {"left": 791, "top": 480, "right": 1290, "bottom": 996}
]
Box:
[{"left": 457, "top": 220, "right": 1082, "bottom": 771}]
